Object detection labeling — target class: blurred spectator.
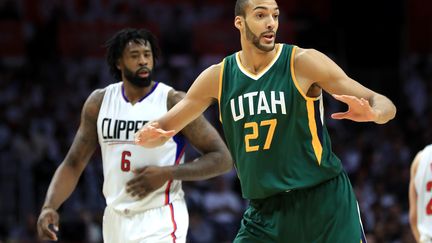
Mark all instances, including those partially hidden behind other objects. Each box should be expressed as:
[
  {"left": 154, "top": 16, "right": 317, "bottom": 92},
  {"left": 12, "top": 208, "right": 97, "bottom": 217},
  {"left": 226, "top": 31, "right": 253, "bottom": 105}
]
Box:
[
  {"left": 202, "top": 177, "right": 243, "bottom": 242},
  {"left": 187, "top": 207, "right": 215, "bottom": 243}
]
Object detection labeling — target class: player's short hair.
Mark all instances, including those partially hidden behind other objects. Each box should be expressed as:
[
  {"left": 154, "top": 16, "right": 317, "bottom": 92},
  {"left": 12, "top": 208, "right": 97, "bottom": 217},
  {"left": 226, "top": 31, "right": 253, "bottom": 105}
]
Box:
[
  {"left": 105, "top": 28, "right": 160, "bottom": 80},
  {"left": 235, "top": 0, "right": 250, "bottom": 17}
]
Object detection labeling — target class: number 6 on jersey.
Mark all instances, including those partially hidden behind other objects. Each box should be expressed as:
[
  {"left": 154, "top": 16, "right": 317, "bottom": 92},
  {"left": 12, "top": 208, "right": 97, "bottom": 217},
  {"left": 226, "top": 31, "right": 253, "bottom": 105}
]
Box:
[{"left": 121, "top": 151, "right": 131, "bottom": 172}]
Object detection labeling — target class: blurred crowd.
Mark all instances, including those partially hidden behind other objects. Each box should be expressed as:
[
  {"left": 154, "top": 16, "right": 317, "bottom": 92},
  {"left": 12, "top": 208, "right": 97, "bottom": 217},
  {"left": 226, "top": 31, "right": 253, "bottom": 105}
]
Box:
[{"left": 0, "top": 0, "right": 431, "bottom": 242}]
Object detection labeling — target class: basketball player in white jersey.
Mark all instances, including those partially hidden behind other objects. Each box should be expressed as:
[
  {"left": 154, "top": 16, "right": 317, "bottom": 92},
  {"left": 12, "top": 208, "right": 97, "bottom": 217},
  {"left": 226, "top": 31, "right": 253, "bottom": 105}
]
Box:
[
  {"left": 409, "top": 144, "right": 432, "bottom": 243},
  {"left": 36, "top": 28, "right": 233, "bottom": 243}
]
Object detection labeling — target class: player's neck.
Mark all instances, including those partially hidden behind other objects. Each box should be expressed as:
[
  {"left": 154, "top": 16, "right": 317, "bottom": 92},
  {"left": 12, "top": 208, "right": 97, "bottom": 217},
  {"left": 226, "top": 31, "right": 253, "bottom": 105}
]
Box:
[
  {"left": 238, "top": 43, "right": 279, "bottom": 75},
  {"left": 123, "top": 81, "right": 155, "bottom": 105}
]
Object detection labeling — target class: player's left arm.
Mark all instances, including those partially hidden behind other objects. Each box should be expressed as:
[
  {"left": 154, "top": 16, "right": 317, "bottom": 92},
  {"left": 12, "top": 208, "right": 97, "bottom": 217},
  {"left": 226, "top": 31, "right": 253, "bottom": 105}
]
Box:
[
  {"left": 126, "top": 90, "right": 232, "bottom": 199},
  {"left": 294, "top": 48, "right": 396, "bottom": 124},
  {"left": 409, "top": 151, "right": 421, "bottom": 242}
]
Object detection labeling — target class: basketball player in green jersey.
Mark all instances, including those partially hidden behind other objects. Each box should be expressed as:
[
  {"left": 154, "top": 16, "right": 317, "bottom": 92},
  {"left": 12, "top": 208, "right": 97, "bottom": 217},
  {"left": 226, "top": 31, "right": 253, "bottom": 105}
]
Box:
[{"left": 135, "top": 0, "right": 397, "bottom": 242}]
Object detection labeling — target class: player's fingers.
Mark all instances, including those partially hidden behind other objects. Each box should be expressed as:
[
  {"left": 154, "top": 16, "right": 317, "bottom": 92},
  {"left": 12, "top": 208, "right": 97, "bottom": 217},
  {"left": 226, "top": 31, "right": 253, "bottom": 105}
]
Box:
[
  {"left": 45, "top": 214, "right": 59, "bottom": 239},
  {"left": 52, "top": 222, "right": 59, "bottom": 232},
  {"left": 332, "top": 94, "right": 348, "bottom": 102},
  {"left": 132, "top": 167, "right": 147, "bottom": 174},
  {"left": 137, "top": 191, "right": 149, "bottom": 199},
  {"left": 156, "top": 128, "right": 176, "bottom": 137},
  {"left": 51, "top": 214, "right": 59, "bottom": 228},
  {"left": 126, "top": 173, "right": 145, "bottom": 186},
  {"left": 134, "top": 135, "right": 144, "bottom": 145},
  {"left": 47, "top": 214, "right": 59, "bottom": 231},
  {"left": 135, "top": 123, "right": 156, "bottom": 135},
  {"left": 145, "top": 128, "right": 174, "bottom": 138},
  {"left": 134, "top": 131, "right": 153, "bottom": 144},
  {"left": 126, "top": 184, "right": 137, "bottom": 196},
  {"left": 128, "top": 186, "right": 146, "bottom": 197},
  {"left": 40, "top": 224, "right": 58, "bottom": 241},
  {"left": 126, "top": 180, "right": 138, "bottom": 192},
  {"left": 331, "top": 112, "right": 348, "bottom": 120},
  {"left": 126, "top": 181, "right": 146, "bottom": 194},
  {"left": 134, "top": 127, "right": 163, "bottom": 142},
  {"left": 359, "top": 98, "right": 370, "bottom": 106},
  {"left": 332, "top": 94, "right": 358, "bottom": 105}
]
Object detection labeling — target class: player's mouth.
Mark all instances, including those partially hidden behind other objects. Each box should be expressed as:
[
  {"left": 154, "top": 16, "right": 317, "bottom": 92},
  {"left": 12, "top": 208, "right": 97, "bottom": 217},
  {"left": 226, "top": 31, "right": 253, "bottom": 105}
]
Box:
[
  {"left": 138, "top": 71, "right": 149, "bottom": 78},
  {"left": 137, "top": 68, "right": 150, "bottom": 78},
  {"left": 262, "top": 32, "right": 275, "bottom": 43}
]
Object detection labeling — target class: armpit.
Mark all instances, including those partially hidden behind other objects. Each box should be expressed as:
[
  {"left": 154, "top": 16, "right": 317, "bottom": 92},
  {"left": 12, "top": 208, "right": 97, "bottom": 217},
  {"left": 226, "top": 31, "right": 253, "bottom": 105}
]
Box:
[{"left": 306, "top": 83, "right": 322, "bottom": 98}]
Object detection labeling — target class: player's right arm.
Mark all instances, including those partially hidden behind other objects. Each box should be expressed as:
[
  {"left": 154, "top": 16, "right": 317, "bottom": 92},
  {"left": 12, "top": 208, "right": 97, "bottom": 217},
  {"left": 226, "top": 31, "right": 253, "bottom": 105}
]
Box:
[
  {"left": 409, "top": 150, "right": 422, "bottom": 242},
  {"left": 37, "top": 89, "right": 104, "bottom": 241},
  {"left": 135, "top": 63, "right": 222, "bottom": 147}
]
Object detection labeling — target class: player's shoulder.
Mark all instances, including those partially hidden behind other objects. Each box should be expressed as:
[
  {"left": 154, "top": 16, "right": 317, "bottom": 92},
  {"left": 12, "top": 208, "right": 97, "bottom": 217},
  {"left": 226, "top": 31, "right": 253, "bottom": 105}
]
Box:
[
  {"left": 293, "top": 46, "right": 320, "bottom": 61},
  {"left": 200, "top": 62, "right": 224, "bottom": 80},
  {"left": 167, "top": 89, "right": 185, "bottom": 109},
  {"left": 91, "top": 82, "right": 129, "bottom": 104},
  {"left": 88, "top": 88, "right": 106, "bottom": 104},
  {"left": 410, "top": 147, "right": 428, "bottom": 175},
  {"left": 83, "top": 88, "right": 106, "bottom": 113},
  {"left": 416, "top": 144, "right": 432, "bottom": 166},
  {"left": 422, "top": 144, "right": 432, "bottom": 154}
]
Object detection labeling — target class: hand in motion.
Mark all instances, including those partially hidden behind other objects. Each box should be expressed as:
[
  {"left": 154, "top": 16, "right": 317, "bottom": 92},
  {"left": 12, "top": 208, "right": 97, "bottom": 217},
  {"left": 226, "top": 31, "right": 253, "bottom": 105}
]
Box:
[
  {"left": 134, "top": 121, "right": 176, "bottom": 148},
  {"left": 331, "top": 94, "right": 378, "bottom": 122},
  {"left": 37, "top": 208, "right": 59, "bottom": 241},
  {"left": 126, "top": 166, "right": 172, "bottom": 199}
]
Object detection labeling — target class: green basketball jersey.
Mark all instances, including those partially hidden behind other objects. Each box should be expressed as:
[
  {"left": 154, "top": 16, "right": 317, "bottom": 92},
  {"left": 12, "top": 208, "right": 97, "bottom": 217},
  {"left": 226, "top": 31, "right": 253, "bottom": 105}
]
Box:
[{"left": 218, "top": 44, "right": 342, "bottom": 199}]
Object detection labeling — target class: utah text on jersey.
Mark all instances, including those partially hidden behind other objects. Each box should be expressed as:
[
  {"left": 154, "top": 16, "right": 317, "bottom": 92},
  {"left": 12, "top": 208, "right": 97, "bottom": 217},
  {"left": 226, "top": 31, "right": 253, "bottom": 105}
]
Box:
[{"left": 230, "top": 90, "right": 287, "bottom": 121}]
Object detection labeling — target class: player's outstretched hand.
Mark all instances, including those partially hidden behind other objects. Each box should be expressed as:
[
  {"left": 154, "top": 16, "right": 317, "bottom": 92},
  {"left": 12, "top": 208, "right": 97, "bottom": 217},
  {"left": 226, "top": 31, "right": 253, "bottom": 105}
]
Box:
[
  {"left": 134, "top": 121, "right": 176, "bottom": 148},
  {"left": 331, "top": 94, "right": 378, "bottom": 122},
  {"left": 37, "top": 207, "right": 59, "bottom": 241}
]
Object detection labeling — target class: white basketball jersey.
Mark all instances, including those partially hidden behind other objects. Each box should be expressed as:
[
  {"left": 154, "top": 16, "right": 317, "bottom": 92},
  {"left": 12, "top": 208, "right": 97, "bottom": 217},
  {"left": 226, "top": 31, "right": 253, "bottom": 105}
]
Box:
[
  {"left": 415, "top": 144, "right": 432, "bottom": 240},
  {"left": 97, "top": 82, "right": 185, "bottom": 214}
]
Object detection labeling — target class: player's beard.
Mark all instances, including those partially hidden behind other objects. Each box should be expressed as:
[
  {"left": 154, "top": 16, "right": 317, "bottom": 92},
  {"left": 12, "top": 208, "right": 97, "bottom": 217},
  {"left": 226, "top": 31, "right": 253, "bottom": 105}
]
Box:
[
  {"left": 124, "top": 66, "right": 153, "bottom": 87},
  {"left": 245, "top": 21, "right": 275, "bottom": 52}
]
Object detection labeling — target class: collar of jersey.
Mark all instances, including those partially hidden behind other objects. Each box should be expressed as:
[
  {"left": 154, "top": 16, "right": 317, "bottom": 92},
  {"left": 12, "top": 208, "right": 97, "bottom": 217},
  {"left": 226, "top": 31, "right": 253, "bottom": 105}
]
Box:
[
  {"left": 121, "top": 81, "right": 160, "bottom": 103},
  {"left": 235, "top": 43, "right": 283, "bottom": 80}
]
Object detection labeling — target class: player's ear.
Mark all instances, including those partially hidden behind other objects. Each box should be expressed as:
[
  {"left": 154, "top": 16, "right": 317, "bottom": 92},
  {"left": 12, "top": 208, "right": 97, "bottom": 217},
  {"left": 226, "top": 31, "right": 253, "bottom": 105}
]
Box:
[{"left": 234, "top": 16, "right": 243, "bottom": 30}]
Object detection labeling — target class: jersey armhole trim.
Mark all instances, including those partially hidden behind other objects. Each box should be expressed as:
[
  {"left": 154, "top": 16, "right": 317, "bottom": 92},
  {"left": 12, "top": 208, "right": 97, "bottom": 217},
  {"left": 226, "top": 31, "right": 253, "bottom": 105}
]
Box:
[
  {"left": 218, "top": 59, "right": 226, "bottom": 123},
  {"left": 290, "top": 46, "right": 319, "bottom": 102}
]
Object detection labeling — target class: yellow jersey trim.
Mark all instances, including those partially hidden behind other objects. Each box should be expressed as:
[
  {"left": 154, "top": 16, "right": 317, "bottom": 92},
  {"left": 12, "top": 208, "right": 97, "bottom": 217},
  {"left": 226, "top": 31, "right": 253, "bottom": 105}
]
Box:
[
  {"left": 218, "top": 59, "right": 225, "bottom": 123},
  {"left": 290, "top": 46, "right": 320, "bottom": 101},
  {"left": 306, "top": 99, "right": 323, "bottom": 164}
]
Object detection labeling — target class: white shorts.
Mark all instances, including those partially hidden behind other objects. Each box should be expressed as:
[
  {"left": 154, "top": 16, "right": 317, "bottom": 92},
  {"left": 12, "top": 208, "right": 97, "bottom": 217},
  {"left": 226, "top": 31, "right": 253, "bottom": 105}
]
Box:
[
  {"left": 420, "top": 235, "right": 432, "bottom": 243},
  {"left": 103, "top": 199, "right": 189, "bottom": 243}
]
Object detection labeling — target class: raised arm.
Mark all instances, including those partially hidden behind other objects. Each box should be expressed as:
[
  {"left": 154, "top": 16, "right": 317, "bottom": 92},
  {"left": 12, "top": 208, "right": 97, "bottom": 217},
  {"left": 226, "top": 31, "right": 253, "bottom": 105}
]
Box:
[
  {"left": 37, "top": 89, "right": 104, "bottom": 241},
  {"left": 135, "top": 63, "right": 222, "bottom": 147},
  {"left": 409, "top": 151, "right": 421, "bottom": 242},
  {"left": 294, "top": 47, "right": 396, "bottom": 124},
  {"left": 126, "top": 89, "right": 233, "bottom": 199}
]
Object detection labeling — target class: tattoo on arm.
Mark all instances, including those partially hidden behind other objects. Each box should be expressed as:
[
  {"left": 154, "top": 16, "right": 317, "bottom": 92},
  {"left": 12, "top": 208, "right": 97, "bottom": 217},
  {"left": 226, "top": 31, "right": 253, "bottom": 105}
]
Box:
[
  {"left": 167, "top": 90, "right": 232, "bottom": 180},
  {"left": 63, "top": 89, "right": 104, "bottom": 172},
  {"left": 42, "top": 89, "right": 105, "bottom": 209}
]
